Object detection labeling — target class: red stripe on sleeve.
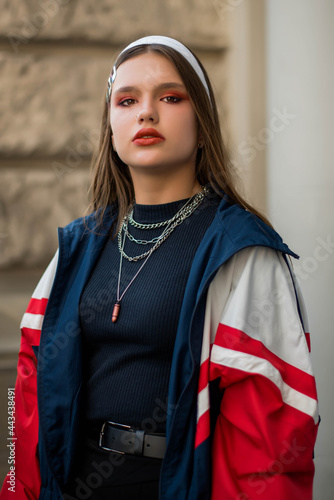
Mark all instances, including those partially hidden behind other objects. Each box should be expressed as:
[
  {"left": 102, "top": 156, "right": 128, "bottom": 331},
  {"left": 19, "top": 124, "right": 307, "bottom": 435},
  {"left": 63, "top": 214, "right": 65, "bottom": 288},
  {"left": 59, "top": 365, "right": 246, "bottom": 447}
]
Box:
[
  {"left": 26, "top": 297, "right": 48, "bottom": 316},
  {"left": 213, "top": 324, "right": 317, "bottom": 400},
  {"left": 195, "top": 410, "right": 211, "bottom": 449},
  {"left": 20, "top": 327, "right": 42, "bottom": 347},
  {"left": 198, "top": 357, "right": 210, "bottom": 393}
]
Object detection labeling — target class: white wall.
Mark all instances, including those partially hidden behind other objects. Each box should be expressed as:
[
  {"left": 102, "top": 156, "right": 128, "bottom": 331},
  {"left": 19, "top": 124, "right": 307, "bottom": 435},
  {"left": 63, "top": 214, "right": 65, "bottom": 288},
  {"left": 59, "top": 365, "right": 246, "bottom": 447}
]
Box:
[{"left": 266, "top": 1, "right": 334, "bottom": 498}]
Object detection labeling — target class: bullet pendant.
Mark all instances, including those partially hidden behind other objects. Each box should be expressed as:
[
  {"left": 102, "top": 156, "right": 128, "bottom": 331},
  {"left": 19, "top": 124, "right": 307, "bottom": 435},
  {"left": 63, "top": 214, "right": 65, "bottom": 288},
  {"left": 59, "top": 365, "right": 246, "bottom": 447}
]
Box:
[{"left": 112, "top": 302, "right": 120, "bottom": 323}]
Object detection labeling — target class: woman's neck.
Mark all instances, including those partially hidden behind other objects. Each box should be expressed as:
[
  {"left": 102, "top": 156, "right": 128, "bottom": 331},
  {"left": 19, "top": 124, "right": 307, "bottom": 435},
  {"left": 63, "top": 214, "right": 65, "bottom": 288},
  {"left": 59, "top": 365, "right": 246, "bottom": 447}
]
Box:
[{"left": 129, "top": 168, "right": 201, "bottom": 205}]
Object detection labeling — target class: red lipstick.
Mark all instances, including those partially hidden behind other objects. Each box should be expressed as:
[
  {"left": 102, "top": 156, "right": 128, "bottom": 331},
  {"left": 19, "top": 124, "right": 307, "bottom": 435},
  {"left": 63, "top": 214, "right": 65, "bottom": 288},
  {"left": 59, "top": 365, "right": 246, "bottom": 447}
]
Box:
[{"left": 132, "top": 128, "right": 165, "bottom": 146}]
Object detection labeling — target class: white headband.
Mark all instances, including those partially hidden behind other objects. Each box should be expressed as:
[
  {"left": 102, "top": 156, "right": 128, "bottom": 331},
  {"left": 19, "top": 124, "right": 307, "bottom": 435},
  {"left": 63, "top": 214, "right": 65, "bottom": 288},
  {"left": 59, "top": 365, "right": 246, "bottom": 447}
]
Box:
[{"left": 106, "top": 35, "right": 211, "bottom": 103}]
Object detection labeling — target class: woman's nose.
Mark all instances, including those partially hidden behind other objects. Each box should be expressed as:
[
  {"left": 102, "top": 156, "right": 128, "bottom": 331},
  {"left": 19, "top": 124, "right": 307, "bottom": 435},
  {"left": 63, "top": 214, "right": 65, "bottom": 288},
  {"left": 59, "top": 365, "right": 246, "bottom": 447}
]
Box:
[{"left": 136, "top": 101, "right": 159, "bottom": 123}]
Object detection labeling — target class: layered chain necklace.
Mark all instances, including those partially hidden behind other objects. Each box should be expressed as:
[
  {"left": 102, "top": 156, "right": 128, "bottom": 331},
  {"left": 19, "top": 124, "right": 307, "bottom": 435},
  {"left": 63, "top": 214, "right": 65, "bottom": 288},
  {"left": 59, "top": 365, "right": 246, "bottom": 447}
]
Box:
[{"left": 112, "top": 186, "right": 209, "bottom": 323}]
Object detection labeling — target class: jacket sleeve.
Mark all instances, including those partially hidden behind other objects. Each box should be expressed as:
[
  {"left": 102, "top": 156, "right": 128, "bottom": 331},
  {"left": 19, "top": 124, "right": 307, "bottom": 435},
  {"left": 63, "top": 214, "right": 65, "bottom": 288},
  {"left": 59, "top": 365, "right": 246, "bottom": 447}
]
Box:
[
  {"left": 0, "top": 251, "right": 59, "bottom": 500},
  {"left": 208, "top": 247, "right": 319, "bottom": 500}
]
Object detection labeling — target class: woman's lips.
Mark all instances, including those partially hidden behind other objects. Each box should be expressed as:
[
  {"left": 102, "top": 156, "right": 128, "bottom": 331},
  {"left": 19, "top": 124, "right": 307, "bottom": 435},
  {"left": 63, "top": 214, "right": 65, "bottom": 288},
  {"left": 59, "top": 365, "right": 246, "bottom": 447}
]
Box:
[
  {"left": 133, "top": 137, "right": 165, "bottom": 146},
  {"left": 132, "top": 128, "right": 165, "bottom": 146}
]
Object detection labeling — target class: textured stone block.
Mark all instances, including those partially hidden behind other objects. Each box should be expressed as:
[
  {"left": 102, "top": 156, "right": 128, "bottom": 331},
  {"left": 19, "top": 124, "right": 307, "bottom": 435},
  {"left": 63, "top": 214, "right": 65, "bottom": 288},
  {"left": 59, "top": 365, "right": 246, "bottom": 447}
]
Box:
[
  {"left": 1, "top": 0, "right": 226, "bottom": 50},
  {"left": 0, "top": 51, "right": 107, "bottom": 156},
  {"left": 0, "top": 167, "right": 90, "bottom": 268}
]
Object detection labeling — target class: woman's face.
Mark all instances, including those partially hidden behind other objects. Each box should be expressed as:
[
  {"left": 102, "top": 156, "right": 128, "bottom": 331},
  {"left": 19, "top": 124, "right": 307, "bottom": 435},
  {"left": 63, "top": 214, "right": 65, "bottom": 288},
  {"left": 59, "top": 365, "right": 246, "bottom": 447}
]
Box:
[{"left": 109, "top": 52, "right": 199, "bottom": 178}]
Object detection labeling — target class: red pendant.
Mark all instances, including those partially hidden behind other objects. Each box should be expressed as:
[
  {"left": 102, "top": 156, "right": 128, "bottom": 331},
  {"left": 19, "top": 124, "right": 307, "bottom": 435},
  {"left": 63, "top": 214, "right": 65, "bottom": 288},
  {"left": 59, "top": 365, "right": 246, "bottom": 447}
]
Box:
[{"left": 112, "top": 302, "right": 120, "bottom": 323}]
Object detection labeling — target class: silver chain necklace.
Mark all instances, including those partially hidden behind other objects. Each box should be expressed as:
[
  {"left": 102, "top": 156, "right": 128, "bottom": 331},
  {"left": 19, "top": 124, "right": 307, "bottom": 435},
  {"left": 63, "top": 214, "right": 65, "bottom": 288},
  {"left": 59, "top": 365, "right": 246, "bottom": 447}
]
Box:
[
  {"left": 127, "top": 190, "right": 206, "bottom": 230},
  {"left": 111, "top": 186, "right": 209, "bottom": 323},
  {"left": 117, "top": 186, "right": 209, "bottom": 261}
]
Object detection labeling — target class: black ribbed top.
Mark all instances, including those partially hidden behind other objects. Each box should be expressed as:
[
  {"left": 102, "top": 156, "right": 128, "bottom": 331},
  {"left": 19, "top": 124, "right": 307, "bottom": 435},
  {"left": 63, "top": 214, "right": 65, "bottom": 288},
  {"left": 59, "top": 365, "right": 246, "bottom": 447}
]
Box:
[{"left": 79, "top": 191, "right": 221, "bottom": 432}]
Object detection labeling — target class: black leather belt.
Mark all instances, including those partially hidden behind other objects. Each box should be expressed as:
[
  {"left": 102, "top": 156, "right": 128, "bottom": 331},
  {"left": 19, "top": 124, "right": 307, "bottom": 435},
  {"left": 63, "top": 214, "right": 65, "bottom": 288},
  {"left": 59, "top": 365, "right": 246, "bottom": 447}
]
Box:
[{"left": 98, "top": 421, "right": 166, "bottom": 460}]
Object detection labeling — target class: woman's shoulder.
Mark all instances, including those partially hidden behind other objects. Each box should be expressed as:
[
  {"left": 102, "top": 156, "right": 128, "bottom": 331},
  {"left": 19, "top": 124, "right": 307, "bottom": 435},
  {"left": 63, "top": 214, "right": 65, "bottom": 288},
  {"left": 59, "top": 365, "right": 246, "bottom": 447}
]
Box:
[{"left": 213, "top": 196, "right": 298, "bottom": 259}]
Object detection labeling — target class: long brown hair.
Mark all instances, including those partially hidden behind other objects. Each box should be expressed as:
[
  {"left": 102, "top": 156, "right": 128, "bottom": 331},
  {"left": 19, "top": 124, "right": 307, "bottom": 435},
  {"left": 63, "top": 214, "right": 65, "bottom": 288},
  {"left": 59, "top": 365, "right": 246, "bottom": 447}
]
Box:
[{"left": 88, "top": 42, "right": 271, "bottom": 233}]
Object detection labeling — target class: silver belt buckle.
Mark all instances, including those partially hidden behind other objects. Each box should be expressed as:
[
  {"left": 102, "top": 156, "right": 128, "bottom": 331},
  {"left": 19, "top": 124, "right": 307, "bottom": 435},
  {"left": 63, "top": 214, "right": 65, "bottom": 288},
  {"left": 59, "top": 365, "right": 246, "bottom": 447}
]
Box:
[{"left": 99, "top": 421, "right": 132, "bottom": 454}]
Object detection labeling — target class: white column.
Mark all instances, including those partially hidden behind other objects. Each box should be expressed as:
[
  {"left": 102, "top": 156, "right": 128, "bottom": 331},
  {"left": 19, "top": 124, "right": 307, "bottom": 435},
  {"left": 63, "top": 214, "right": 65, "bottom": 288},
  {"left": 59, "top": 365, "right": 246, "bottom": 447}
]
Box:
[
  {"left": 224, "top": 0, "right": 267, "bottom": 211},
  {"left": 266, "top": 2, "right": 334, "bottom": 498}
]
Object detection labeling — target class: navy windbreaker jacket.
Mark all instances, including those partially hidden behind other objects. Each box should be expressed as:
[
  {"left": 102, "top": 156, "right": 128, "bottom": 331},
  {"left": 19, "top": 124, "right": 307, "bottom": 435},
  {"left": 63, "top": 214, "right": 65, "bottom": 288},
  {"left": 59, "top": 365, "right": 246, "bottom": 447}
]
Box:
[{"left": 0, "top": 197, "right": 319, "bottom": 499}]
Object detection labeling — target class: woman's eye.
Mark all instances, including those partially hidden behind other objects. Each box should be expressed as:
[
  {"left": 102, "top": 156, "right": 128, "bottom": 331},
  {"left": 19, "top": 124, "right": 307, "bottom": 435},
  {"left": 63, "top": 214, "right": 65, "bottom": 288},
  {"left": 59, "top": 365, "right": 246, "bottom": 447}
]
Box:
[
  {"left": 119, "top": 98, "right": 136, "bottom": 106},
  {"left": 162, "top": 96, "right": 182, "bottom": 103}
]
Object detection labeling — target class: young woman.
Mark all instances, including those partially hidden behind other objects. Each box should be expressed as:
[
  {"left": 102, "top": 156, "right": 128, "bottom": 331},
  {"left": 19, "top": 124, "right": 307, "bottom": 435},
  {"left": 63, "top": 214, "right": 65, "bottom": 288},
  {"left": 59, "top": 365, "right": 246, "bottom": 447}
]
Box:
[{"left": 1, "top": 36, "right": 318, "bottom": 500}]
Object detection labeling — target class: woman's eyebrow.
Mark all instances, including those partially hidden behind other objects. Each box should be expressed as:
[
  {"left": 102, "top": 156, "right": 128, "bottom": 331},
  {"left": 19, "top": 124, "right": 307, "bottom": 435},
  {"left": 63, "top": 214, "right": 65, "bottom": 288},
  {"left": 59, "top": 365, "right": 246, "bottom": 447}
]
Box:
[{"left": 113, "top": 82, "right": 186, "bottom": 95}]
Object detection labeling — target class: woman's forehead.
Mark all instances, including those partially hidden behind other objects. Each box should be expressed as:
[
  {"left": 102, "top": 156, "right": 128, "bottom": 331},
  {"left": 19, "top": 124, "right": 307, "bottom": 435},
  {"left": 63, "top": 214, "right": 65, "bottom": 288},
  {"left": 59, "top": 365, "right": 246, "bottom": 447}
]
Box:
[{"left": 113, "top": 52, "right": 183, "bottom": 91}]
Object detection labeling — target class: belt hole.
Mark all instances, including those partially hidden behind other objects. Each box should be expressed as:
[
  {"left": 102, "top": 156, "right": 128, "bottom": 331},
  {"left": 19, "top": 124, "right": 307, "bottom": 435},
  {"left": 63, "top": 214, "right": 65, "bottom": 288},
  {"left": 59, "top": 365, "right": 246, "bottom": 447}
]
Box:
[{"left": 146, "top": 443, "right": 150, "bottom": 447}]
